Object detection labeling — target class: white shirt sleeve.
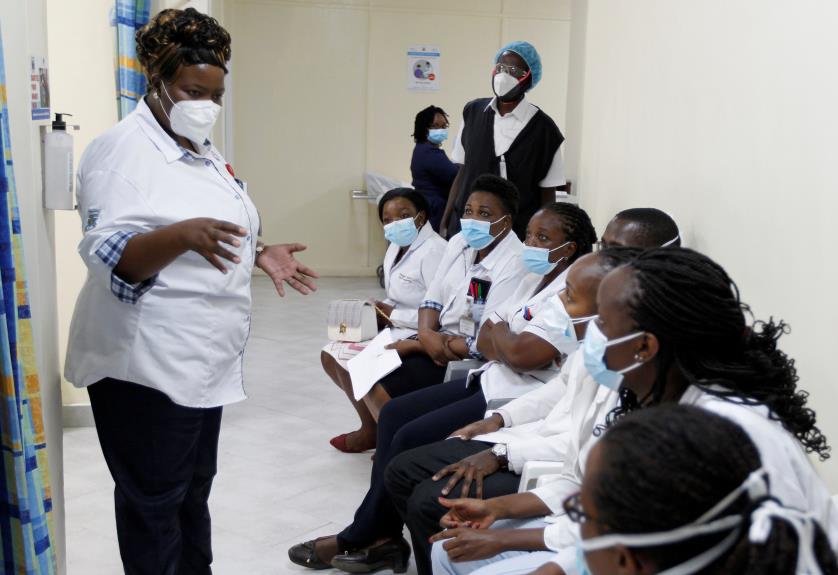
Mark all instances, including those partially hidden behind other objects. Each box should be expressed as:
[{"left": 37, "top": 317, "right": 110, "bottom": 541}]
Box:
[
  {"left": 552, "top": 545, "right": 579, "bottom": 574},
  {"left": 451, "top": 121, "right": 466, "bottom": 164},
  {"left": 390, "top": 243, "right": 444, "bottom": 328},
  {"left": 497, "top": 361, "right": 572, "bottom": 426},
  {"left": 77, "top": 168, "right": 157, "bottom": 295},
  {"left": 506, "top": 433, "right": 571, "bottom": 474},
  {"left": 538, "top": 143, "right": 566, "bottom": 187}
]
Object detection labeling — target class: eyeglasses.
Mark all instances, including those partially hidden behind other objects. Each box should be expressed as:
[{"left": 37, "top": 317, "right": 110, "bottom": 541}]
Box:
[
  {"left": 493, "top": 62, "right": 529, "bottom": 79},
  {"left": 563, "top": 492, "right": 593, "bottom": 524}
]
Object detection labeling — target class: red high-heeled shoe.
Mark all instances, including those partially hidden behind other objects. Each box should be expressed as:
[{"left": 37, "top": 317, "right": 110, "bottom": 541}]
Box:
[{"left": 329, "top": 432, "right": 375, "bottom": 453}]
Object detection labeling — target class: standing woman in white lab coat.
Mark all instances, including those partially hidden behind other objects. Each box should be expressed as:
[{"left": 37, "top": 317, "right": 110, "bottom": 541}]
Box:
[
  {"left": 64, "top": 9, "right": 317, "bottom": 574},
  {"left": 322, "top": 188, "right": 447, "bottom": 453}
]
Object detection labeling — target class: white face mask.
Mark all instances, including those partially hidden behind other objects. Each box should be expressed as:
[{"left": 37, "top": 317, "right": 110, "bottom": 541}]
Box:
[
  {"left": 578, "top": 468, "right": 824, "bottom": 575},
  {"left": 160, "top": 83, "right": 221, "bottom": 147},
  {"left": 493, "top": 72, "right": 519, "bottom": 97}
]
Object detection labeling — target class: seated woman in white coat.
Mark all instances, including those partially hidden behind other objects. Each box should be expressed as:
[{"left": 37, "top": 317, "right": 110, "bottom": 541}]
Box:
[
  {"left": 430, "top": 247, "right": 837, "bottom": 575},
  {"left": 384, "top": 209, "right": 682, "bottom": 574},
  {"left": 323, "top": 187, "right": 447, "bottom": 453},
  {"left": 381, "top": 248, "right": 636, "bottom": 575},
  {"left": 573, "top": 404, "right": 837, "bottom": 575},
  {"left": 289, "top": 174, "right": 527, "bottom": 572}
]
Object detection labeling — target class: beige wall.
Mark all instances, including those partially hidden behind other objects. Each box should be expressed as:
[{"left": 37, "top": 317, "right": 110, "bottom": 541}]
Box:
[
  {"left": 0, "top": 0, "right": 66, "bottom": 570},
  {"left": 49, "top": 0, "right": 572, "bottom": 392},
  {"left": 572, "top": 0, "right": 838, "bottom": 488},
  {"left": 47, "top": 0, "right": 118, "bottom": 406},
  {"left": 228, "top": 0, "right": 572, "bottom": 274}
]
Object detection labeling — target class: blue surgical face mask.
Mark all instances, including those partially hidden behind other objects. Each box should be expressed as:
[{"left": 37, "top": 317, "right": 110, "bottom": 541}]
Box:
[
  {"left": 582, "top": 320, "right": 645, "bottom": 391},
  {"left": 521, "top": 241, "right": 570, "bottom": 275},
  {"left": 576, "top": 545, "right": 593, "bottom": 575},
  {"left": 538, "top": 292, "right": 597, "bottom": 355},
  {"left": 460, "top": 216, "right": 507, "bottom": 250},
  {"left": 428, "top": 128, "right": 448, "bottom": 145},
  {"left": 383, "top": 215, "right": 420, "bottom": 247}
]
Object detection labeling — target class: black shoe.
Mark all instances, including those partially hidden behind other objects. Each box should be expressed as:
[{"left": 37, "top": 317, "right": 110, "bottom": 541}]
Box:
[
  {"left": 288, "top": 537, "right": 335, "bottom": 570},
  {"left": 330, "top": 537, "right": 410, "bottom": 574}
]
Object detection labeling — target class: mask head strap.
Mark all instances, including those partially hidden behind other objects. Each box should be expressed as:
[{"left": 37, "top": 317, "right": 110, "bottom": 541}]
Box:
[{"left": 580, "top": 469, "right": 774, "bottom": 574}]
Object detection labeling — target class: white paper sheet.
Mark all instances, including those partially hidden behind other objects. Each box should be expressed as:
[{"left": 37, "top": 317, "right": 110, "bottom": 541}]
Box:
[{"left": 348, "top": 328, "right": 403, "bottom": 401}]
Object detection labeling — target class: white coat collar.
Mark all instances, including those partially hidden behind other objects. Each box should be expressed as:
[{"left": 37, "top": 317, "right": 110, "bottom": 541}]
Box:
[
  {"left": 471, "top": 229, "right": 522, "bottom": 271},
  {"left": 133, "top": 97, "right": 214, "bottom": 163},
  {"left": 485, "top": 95, "right": 533, "bottom": 120}
]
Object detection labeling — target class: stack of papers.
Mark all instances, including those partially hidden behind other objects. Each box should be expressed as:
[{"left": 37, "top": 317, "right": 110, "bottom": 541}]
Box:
[{"left": 348, "top": 328, "right": 403, "bottom": 400}]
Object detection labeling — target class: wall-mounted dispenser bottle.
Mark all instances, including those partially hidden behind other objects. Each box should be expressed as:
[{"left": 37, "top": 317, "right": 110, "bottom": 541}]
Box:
[{"left": 43, "top": 112, "right": 79, "bottom": 210}]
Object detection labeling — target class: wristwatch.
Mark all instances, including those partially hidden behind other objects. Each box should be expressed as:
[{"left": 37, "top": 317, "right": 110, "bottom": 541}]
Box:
[{"left": 491, "top": 443, "right": 509, "bottom": 468}]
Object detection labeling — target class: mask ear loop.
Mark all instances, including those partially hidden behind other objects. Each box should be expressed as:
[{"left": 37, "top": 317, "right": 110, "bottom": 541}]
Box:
[{"left": 749, "top": 500, "right": 823, "bottom": 575}]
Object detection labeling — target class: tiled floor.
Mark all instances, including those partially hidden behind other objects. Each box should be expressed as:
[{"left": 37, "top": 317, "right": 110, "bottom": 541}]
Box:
[{"left": 63, "top": 276, "right": 419, "bottom": 574}]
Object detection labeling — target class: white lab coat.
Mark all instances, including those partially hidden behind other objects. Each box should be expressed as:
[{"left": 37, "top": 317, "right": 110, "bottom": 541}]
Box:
[
  {"left": 382, "top": 222, "right": 447, "bottom": 330},
  {"left": 422, "top": 231, "right": 525, "bottom": 353},
  {"left": 65, "top": 98, "right": 260, "bottom": 408},
  {"left": 465, "top": 269, "right": 568, "bottom": 402},
  {"left": 545, "top": 385, "right": 838, "bottom": 573},
  {"left": 475, "top": 351, "right": 615, "bottom": 477}
]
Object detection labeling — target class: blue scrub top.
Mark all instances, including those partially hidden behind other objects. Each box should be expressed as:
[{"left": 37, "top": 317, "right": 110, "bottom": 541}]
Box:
[{"left": 410, "top": 141, "right": 459, "bottom": 231}]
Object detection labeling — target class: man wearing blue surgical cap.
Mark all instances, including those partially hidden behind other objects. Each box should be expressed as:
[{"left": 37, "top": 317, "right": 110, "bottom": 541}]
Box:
[{"left": 440, "top": 41, "right": 566, "bottom": 241}]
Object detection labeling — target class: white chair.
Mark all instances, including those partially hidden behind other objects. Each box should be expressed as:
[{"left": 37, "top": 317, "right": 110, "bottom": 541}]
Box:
[
  {"left": 518, "top": 460, "right": 564, "bottom": 493},
  {"left": 443, "top": 359, "right": 485, "bottom": 383}
]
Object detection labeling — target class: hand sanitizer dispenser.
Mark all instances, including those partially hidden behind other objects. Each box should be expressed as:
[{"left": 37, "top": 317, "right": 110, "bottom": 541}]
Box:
[{"left": 43, "top": 112, "right": 77, "bottom": 210}]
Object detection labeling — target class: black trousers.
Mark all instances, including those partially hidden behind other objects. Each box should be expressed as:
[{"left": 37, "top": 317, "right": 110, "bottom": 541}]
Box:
[
  {"left": 337, "top": 377, "right": 487, "bottom": 549},
  {"left": 88, "top": 378, "right": 223, "bottom": 575},
  {"left": 378, "top": 353, "right": 448, "bottom": 398},
  {"left": 384, "top": 439, "right": 522, "bottom": 575}
]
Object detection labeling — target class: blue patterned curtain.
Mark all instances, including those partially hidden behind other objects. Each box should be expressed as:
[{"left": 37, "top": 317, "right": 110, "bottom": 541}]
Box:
[
  {"left": 0, "top": 28, "right": 57, "bottom": 575},
  {"left": 116, "top": 0, "right": 150, "bottom": 118}
]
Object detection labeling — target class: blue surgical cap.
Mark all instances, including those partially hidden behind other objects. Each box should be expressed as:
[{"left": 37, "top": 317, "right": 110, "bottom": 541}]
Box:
[{"left": 495, "top": 41, "right": 542, "bottom": 90}]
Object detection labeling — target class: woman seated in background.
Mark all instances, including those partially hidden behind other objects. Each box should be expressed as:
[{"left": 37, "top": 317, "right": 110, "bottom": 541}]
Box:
[
  {"left": 289, "top": 174, "right": 524, "bottom": 571},
  {"left": 426, "top": 247, "right": 836, "bottom": 575},
  {"left": 323, "top": 188, "right": 447, "bottom": 453},
  {"left": 561, "top": 404, "right": 837, "bottom": 575},
  {"left": 411, "top": 105, "right": 460, "bottom": 231}
]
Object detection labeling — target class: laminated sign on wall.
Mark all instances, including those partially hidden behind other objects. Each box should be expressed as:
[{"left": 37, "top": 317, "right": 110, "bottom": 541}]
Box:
[
  {"left": 407, "top": 46, "right": 440, "bottom": 91},
  {"left": 30, "top": 55, "right": 50, "bottom": 120}
]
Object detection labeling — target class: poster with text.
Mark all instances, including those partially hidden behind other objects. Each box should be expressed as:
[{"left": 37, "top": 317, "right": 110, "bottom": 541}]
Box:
[
  {"left": 31, "top": 56, "right": 50, "bottom": 121},
  {"left": 407, "top": 46, "right": 440, "bottom": 91}
]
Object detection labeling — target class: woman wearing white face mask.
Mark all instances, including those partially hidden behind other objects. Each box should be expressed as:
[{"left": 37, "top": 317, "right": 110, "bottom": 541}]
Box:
[
  {"left": 64, "top": 9, "right": 318, "bottom": 574},
  {"left": 439, "top": 41, "right": 566, "bottom": 241}
]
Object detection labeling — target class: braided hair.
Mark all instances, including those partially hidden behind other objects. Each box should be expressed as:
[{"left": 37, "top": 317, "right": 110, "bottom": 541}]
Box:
[
  {"left": 593, "top": 404, "right": 838, "bottom": 574},
  {"left": 413, "top": 105, "right": 448, "bottom": 143},
  {"left": 136, "top": 8, "right": 231, "bottom": 90},
  {"left": 541, "top": 203, "right": 597, "bottom": 263},
  {"left": 606, "top": 248, "right": 830, "bottom": 460}
]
